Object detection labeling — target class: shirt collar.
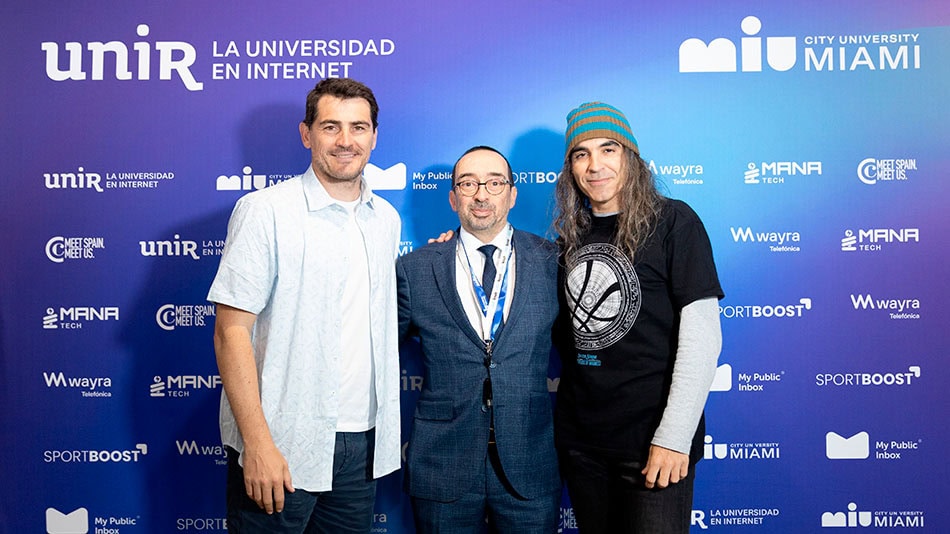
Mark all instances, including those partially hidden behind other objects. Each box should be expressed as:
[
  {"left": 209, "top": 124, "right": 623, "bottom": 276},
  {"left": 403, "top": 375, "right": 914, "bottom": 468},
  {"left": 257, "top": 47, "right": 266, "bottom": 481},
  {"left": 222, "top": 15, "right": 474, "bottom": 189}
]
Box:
[
  {"left": 301, "top": 165, "right": 377, "bottom": 212},
  {"left": 458, "top": 224, "right": 512, "bottom": 256}
]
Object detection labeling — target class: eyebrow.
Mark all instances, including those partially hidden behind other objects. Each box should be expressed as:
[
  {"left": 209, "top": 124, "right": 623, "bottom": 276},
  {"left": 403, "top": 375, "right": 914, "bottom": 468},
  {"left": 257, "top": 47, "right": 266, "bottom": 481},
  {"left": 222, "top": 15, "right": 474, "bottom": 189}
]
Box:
[
  {"left": 457, "top": 171, "right": 507, "bottom": 181},
  {"left": 570, "top": 139, "right": 621, "bottom": 158},
  {"left": 318, "top": 119, "right": 372, "bottom": 127}
]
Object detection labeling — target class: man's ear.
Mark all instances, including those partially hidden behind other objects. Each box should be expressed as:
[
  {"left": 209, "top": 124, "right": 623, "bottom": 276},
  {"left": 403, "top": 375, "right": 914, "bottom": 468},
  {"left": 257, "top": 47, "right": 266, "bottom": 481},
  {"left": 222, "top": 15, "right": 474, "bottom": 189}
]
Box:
[
  {"left": 299, "top": 122, "right": 311, "bottom": 149},
  {"left": 449, "top": 189, "right": 460, "bottom": 213}
]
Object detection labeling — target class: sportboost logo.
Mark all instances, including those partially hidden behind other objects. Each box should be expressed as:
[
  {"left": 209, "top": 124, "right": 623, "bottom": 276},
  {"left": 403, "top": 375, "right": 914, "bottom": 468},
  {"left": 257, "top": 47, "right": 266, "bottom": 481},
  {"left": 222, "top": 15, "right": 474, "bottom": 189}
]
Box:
[
  {"left": 156, "top": 304, "right": 216, "bottom": 331},
  {"left": 511, "top": 169, "right": 559, "bottom": 186},
  {"left": 841, "top": 228, "right": 919, "bottom": 251},
  {"left": 42, "top": 24, "right": 203, "bottom": 90},
  {"left": 704, "top": 435, "right": 780, "bottom": 460},
  {"left": 176, "top": 518, "right": 228, "bottom": 531},
  {"left": 680, "top": 16, "right": 921, "bottom": 73},
  {"left": 719, "top": 298, "right": 811, "bottom": 319},
  {"left": 365, "top": 162, "right": 407, "bottom": 190},
  {"left": 44, "top": 443, "right": 148, "bottom": 463},
  {"left": 46, "top": 236, "right": 106, "bottom": 263},
  {"left": 815, "top": 365, "right": 921, "bottom": 387},
  {"left": 743, "top": 161, "right": 822, "bottom": 184},
  {"left": 150, "top": 375, "right": 221, "bottom": 398},
  {"left": 821, "top": 502, "right": 924, "bottom": 528},
  {"left": 857, "top": 157, "right": 918, "bottom": 185}
]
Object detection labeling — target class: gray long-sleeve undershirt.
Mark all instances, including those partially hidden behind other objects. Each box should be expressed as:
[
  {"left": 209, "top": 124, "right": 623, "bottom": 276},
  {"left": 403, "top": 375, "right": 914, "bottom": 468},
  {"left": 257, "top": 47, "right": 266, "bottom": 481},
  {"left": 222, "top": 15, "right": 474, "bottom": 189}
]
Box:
[{"left": 650, "top": 296, "right": 722, "bottom": 455}]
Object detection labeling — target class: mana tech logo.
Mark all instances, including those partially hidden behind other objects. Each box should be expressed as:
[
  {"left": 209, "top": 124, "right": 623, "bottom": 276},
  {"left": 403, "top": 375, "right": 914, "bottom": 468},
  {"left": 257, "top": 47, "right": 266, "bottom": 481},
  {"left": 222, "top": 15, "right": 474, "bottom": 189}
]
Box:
[
  {"left": 150, "top": 374, "right": 221, "bottom": 398},
  {"left": 841, "top": 228, "right": 919, "bottom": 252},
  {"left": 679, "top": 16, "right": 921, "bottom": 73},
  {"left": 744, "top": 161, "right": 822, "bottom": 184},
  {"left": 43, "top": 306, "right": 119, "bottom": 329}
]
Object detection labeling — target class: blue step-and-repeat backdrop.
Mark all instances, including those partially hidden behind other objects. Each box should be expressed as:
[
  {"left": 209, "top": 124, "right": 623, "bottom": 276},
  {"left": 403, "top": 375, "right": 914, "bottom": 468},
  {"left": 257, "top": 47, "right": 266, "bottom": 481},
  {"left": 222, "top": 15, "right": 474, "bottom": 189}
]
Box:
[{"left": 2, "top": 1, "right": 948, "bottom": 532}]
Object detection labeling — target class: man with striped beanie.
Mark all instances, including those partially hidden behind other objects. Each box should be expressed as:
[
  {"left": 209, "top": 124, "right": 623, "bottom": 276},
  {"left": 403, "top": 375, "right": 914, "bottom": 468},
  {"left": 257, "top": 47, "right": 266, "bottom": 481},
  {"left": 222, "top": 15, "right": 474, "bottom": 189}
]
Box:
[{"left": 552, "top": 102, "right": 725, "bottom": 533}]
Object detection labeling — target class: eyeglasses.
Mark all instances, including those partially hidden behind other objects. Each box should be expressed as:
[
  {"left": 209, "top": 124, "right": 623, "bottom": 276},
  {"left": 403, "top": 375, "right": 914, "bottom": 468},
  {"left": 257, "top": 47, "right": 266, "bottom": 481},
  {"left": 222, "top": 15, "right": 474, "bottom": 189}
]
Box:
[{"left": 454, "top": 179, "right": 510, "bottom": 197}]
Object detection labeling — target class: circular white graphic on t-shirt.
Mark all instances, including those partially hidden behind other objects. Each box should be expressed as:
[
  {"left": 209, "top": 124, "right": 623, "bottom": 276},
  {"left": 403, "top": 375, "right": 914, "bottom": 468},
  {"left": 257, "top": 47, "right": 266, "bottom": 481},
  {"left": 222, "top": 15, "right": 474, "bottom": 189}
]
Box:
[{"left": 566, "top": 242, "right": 640, "bottom": 350}]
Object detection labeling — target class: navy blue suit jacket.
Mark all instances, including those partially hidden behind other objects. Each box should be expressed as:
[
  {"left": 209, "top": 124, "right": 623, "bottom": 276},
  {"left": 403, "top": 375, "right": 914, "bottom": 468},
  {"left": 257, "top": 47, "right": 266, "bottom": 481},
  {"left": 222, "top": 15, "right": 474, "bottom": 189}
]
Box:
[{"left": 396, "top": 229, "right": 561, "bottom": 502}]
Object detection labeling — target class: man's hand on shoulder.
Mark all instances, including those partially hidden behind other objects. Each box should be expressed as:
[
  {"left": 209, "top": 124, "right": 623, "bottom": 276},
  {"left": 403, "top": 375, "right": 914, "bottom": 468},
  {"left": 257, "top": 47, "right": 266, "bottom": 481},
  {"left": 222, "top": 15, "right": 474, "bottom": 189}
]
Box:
[{"left": 427, "top": 229, "right": 454, "bottom": 244}]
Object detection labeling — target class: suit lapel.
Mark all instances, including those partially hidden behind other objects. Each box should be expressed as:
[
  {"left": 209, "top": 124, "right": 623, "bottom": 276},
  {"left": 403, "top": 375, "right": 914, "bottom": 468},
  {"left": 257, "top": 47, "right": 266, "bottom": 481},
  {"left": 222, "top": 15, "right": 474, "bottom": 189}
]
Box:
[
  {"left": 493, "top": 230, "right": 531, "bottom": 344},
  {"left": 432, "top": 237, "right": 488, "bottom": 349}
]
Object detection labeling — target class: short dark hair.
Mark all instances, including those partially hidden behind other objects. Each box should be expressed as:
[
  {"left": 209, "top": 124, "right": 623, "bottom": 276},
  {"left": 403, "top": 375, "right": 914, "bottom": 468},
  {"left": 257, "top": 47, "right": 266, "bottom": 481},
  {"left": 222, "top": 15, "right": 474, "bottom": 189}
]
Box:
[
  {"left": 451, "top": 145, "right": 513, "bottom": 187},
  {"left": 302, "top": 78, "right": 379, "bottom": 129}
]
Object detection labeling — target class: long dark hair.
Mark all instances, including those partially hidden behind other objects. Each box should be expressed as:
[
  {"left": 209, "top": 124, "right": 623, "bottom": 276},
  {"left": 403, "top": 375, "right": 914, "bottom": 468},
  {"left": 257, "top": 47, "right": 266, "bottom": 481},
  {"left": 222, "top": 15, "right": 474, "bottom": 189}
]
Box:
[{"left": 553, "top": 147, "right": 663, "bottom": 262}]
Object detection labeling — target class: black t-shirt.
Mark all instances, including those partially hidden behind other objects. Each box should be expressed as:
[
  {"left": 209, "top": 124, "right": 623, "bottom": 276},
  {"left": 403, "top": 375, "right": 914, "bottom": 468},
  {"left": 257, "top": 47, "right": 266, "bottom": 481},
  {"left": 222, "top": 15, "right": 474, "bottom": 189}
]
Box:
[{"left": 555, "top": 198, "right": 724, "bottom": 463}]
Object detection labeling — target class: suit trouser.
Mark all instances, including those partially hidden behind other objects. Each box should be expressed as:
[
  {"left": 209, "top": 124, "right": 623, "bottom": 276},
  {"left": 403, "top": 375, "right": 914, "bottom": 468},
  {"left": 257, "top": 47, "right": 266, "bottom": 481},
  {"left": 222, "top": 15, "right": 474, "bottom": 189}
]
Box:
[{"left": 411, "top": 444, "right": 560, "bottom": 533}]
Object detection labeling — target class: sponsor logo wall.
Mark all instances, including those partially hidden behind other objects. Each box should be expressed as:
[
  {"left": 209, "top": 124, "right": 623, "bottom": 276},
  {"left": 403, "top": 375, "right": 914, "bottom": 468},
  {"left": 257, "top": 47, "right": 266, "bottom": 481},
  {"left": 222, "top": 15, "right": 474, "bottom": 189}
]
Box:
[{"left": 2, "top": 2, "right": 947, "bottom": 532}]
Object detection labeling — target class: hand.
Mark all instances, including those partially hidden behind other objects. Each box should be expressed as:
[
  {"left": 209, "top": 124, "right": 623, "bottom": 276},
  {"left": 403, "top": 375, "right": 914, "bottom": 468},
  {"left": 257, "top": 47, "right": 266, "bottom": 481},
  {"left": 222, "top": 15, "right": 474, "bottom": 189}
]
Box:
[
  {"left": 641, "top": 445, "right": 689, "bottom": 489},
  {"left": 427, "top": 229, "right": 455, "bottom": 243},
  {"left": 241, "top": 443, "right": 295, "bottom": 513}
]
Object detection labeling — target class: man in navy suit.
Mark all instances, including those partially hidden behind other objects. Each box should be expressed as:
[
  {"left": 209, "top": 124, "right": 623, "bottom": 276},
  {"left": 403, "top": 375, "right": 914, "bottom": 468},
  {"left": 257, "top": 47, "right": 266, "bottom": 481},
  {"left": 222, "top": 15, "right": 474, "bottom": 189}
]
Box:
[{"left": 397, "top": 146, "right": 561, "bottom": 532}]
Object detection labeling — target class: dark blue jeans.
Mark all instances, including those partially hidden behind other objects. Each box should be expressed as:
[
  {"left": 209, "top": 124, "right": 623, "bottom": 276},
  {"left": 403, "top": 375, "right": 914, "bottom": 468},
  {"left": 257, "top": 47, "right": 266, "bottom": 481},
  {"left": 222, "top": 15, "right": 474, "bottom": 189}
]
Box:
[
  {"left": 560, "top": 448, "right": 695, "bottom": 534},
  {"left": 226, "top": 429, "right": 377, "bottom": 534}
]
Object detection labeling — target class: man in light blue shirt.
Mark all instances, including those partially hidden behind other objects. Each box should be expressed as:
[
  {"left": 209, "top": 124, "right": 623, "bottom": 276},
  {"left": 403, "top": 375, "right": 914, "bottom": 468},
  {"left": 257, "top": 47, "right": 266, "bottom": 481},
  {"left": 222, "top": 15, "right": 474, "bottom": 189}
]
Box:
[{"left": 208, "top": 78, "right": 401, "bottom": 533}]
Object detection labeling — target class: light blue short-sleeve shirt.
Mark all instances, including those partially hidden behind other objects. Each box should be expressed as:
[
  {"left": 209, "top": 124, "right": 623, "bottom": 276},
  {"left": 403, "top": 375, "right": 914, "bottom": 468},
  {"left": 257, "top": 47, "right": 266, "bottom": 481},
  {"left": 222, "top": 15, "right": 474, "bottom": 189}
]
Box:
[{"left": 208, "top": 166, "right": 402, "bottom": 491}]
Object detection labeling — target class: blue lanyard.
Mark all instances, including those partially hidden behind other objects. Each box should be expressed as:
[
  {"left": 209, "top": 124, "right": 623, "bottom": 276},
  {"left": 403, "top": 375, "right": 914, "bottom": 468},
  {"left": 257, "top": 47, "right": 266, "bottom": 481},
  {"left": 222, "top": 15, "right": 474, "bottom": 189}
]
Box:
[{"left": 459, "top": 227, "right": 513, "bottom": 342}]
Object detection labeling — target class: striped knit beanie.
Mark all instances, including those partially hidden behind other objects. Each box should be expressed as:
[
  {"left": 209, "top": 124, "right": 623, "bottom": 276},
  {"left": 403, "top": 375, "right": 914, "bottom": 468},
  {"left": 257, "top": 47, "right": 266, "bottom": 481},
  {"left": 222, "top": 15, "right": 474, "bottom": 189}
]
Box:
[{"left": 565, "top": 102, "right": 639, "bottom": 155}]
